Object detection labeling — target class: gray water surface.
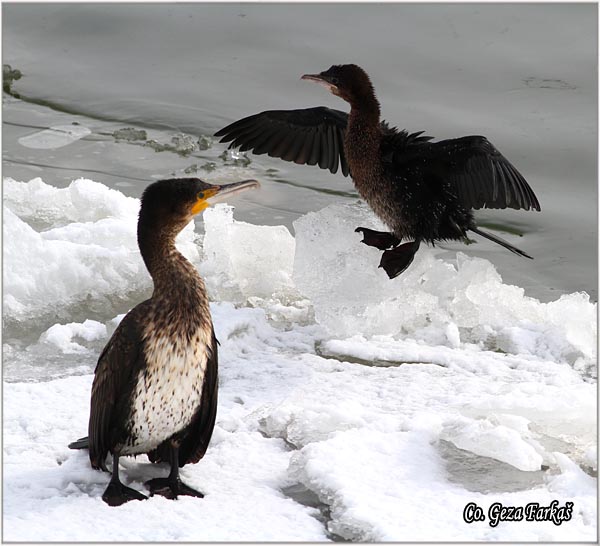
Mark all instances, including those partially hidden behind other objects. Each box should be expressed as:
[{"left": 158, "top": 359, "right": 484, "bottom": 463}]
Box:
[{"left": 3, "top": 3, "right": 597, "bottom": 302}]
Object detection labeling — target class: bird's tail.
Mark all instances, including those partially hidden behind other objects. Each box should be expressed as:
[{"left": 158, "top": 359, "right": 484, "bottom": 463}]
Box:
[
  {"left": 469, "top": 226, "right": 532, "bottom": 259},
  {"left": 68, "top": 436, "right": 89, "bottom": 450}
]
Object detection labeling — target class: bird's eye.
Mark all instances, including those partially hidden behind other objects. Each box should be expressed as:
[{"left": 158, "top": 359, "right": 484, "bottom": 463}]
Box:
[
  {"left": 197, "top": 192, "right": 205, "bottom": 200},
  {"left": 331, "top": 77, "right": 339, "bottom": 85}
]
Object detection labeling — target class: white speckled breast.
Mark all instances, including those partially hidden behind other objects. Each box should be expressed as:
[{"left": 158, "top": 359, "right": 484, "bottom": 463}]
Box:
[{"left": 121, "top": 325, "right": 211, "bottom": 455}]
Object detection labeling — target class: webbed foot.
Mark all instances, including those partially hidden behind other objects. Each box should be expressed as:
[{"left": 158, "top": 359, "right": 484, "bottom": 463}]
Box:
[
  {"left": 102, "top": 480, "right": 147, "bottom": 506},
  {"left": 355, "top": 227, "right": 400, "bottom": 250},
  {"left": 379, "top": 241, "right": 421, "bottom": 279},
  {"left": 145, "top": 477, "right": 204, "bottom": 500}
]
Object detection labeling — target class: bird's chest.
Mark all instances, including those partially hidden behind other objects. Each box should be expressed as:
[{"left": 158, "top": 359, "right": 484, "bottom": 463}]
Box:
[
  {"left": 345, "top": 134, "right": 400, "bottom": 228},
  {"left": 123, "top": 327, "right": 210, "bottom": 453}
]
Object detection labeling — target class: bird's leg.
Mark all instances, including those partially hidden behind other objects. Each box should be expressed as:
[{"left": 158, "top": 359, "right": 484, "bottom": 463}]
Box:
[
  {"left": 99, "top": 455, "right": 109, "bottom": 473},
  {"left": 379, "top": 240, "right": 421, "bottom": 279},
  {"left": 145, "top": 444, "right": 204, "bottom": 500},
  {"left": 355, "top": 227, "right": 400, "bottom": 250},
  {"left": 101, "top": 453, "right": 147, "bottom": 506}
]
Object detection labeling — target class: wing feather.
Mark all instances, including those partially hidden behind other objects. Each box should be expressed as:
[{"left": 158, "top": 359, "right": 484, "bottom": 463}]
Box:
[
  {"left": 318, "top": 125, "right": 330, "bottom": 170},
  {"left": 216, "top": 107, "right": 349, "bottom": 175},
  {"left": 308, "top": 128, "right": 323, "bottom": 166},
  {"left": 253, "top": 128, "right": 287, "bottom": 155},
  {"left": 282, "top": 130, "right": 308, "bottom": 163},
  {"left": 328, "top": 125, "right": 339, "bottom": 173},
  {"left": 407, "top": 135, "right": 541, "bottom": 211},
  {"left": 297, "top": 130, "right": 315, "bottom": 165},
  {"left": 88, "top": 306, "right": 148, "bottom": 470},
  {"left": 270, "top": 130, "right": 297, "bottom": 159}
]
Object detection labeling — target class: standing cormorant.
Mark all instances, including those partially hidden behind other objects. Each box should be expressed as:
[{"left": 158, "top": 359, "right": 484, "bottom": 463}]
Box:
[
  {"left": 215, "top": 64, "right": 540, "bottom": 278},
  {"left": 69, "top": 177, "right": 259, "bottom": 506}
]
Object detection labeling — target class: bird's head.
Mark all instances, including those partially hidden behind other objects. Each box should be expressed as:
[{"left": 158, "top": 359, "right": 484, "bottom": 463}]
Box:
[
  {"left": 301, "top": 64, "right": 377, "bottom": 106},
  {"left": 139, "top": 177, "right": 260, "bottom": 235}
]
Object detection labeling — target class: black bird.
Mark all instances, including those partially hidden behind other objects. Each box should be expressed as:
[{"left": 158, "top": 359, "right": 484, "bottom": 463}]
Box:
[
  {"left": 69, "top": 177, "right": 259, "bottom": 506},
  {"left": 215, "top": 64, "right": 540, "bottom": 278}
]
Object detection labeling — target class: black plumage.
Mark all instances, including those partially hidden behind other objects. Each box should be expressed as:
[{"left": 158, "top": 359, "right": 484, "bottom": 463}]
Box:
[
  {"left": 69, "top": 177, "right": 259, "bottom": 506},
  {"left": 216, "top": 64, "right": 540, "bottom": 278}
]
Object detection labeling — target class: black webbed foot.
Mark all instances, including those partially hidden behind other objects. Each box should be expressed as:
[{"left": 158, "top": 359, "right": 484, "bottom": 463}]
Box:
[
  {"left": 102, "top": 480, "right": 147, "bottom": 506},
  {"left": 101, "top": 452, "right": 147, "bottom": 506},
  {"left": 379, "top": 241, "right": 421, "bottom": 279},
  {"left": 355, "top": 227, "right": 400, "bottom": 250},
  {"left": 146, "top": 443, "right": 204, "bottom": 500},
  {"left": 145, "top": 477, "right": 204, "bottom": 500}
]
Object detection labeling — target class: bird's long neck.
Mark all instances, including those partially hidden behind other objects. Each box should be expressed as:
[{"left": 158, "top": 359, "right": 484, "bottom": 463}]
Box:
[
  {"left": 348, "top": 83, "right": 381, "bottom": 122},
  {"left": 138, "top": 222, "right": 206, "bottom": 306},
  {"left": 345, "top": 91, "right": 383, "bottom": 192}
]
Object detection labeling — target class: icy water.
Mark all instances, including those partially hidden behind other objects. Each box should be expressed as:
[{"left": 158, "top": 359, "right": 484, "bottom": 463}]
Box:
[
  {"left": 2, "top": 3, "right": 597, "bottom": 542},
  {"left": 3, "top": 3, "right": 597, "bottom": 302}
]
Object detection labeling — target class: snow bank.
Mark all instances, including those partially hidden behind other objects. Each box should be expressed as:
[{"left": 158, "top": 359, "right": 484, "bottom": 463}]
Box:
[
  {"left": 3, "top": 177, "right": 596, "bottom": 541},
  {"left": 4, "top": 303, "right": 596, "bottom": 541},
  {"left": 3, "top": 177, "right": 199, "bottom": 327}
]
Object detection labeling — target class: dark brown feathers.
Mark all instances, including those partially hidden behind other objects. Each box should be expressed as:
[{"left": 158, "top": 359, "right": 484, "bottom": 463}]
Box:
[
  {"left": 217, "top": 110, "right": 539, "bottom": 213},
  {"left": 88, "top": 305, "right": 149, "bottom": 471},
  {"left": 215, "top": 107, "right": 349, "bottom": 176}
]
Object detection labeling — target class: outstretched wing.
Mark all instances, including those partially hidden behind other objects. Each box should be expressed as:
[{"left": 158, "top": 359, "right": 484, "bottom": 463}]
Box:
[
  {"left": 386, "top": 134, "right": 540, "bottom": 211},
  {"left": 88, "top": 306, "right": 147, "bottom": 470},
  {"left": 215, "top": 107, "right": 350, "bottom": 176},
  {"left": 217, "top": 108, "right": 539, "bottom": 212},
  {"left": 148, "top": 329, "right": 219, "bottom": 467}
]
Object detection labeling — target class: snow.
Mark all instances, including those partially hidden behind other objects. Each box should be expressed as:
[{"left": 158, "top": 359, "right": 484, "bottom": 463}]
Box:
[
  {"left": 3, "top": 177, "right": 597, "bottom": 541},
  {"left": 439, "top": 417, "right": 544, "bottom": 472},
  {"left": 40, "top": 319, "right": 107, "bottom": 354},
  {"left": 3, "top": 177, "right": 199, "bottom": 327}
]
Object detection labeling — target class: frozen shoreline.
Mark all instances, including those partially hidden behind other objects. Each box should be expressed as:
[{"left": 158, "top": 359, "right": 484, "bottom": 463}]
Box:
[{"left": 3, "top": 177, "right": 597, "bottom": 541}]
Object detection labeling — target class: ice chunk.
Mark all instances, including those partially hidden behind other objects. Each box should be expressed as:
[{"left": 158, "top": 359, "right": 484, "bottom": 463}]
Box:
[
  {"left": 293, "top": 201, "right": 439, "bottom": 336},
  {"left": 544, "top": 292, "right": 597, "bottom": 360},
  {"left": 582, "top": 445, "right": 597, "bottom": 472},
  {"left": 260, "top": 398, "right": 368, "bottom": 448},
  {"left": 547, "top": 452, "right": 597, "bottom": 499},
  {"left": 440, "top": 417, "right": 544, "bottom": 471},
  {"left": 445, "top": 322, "right": 461, "bottom": 348},
  {"left": 292, "top": 201, "right": 597, "bottom": 369},
  {"left": 288, "top": 428, "right": 472, "bottom": 541},
  {"left": 144, "top": 133, "right": 198, "bottom": 156},
  {"left": 201, "top": 204, "right": 297, "bottom": 302},
  {"left": 18, "top": 124, "right": 91, "bottom": 149},
  {"left": 112, "top": 127, "right": 147, "bottom": 141},
  {"left": 39, "top": 320, "right": 107, "bottom": 354}
]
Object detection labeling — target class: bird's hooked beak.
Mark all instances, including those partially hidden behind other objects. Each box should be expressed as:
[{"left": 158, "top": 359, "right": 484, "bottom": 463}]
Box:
[
  {"left": 191, "top": 179, "right": 260, "bottom": 215},
  {"left": 301, "top": 73, "right": 338, "bottom": 94}
]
